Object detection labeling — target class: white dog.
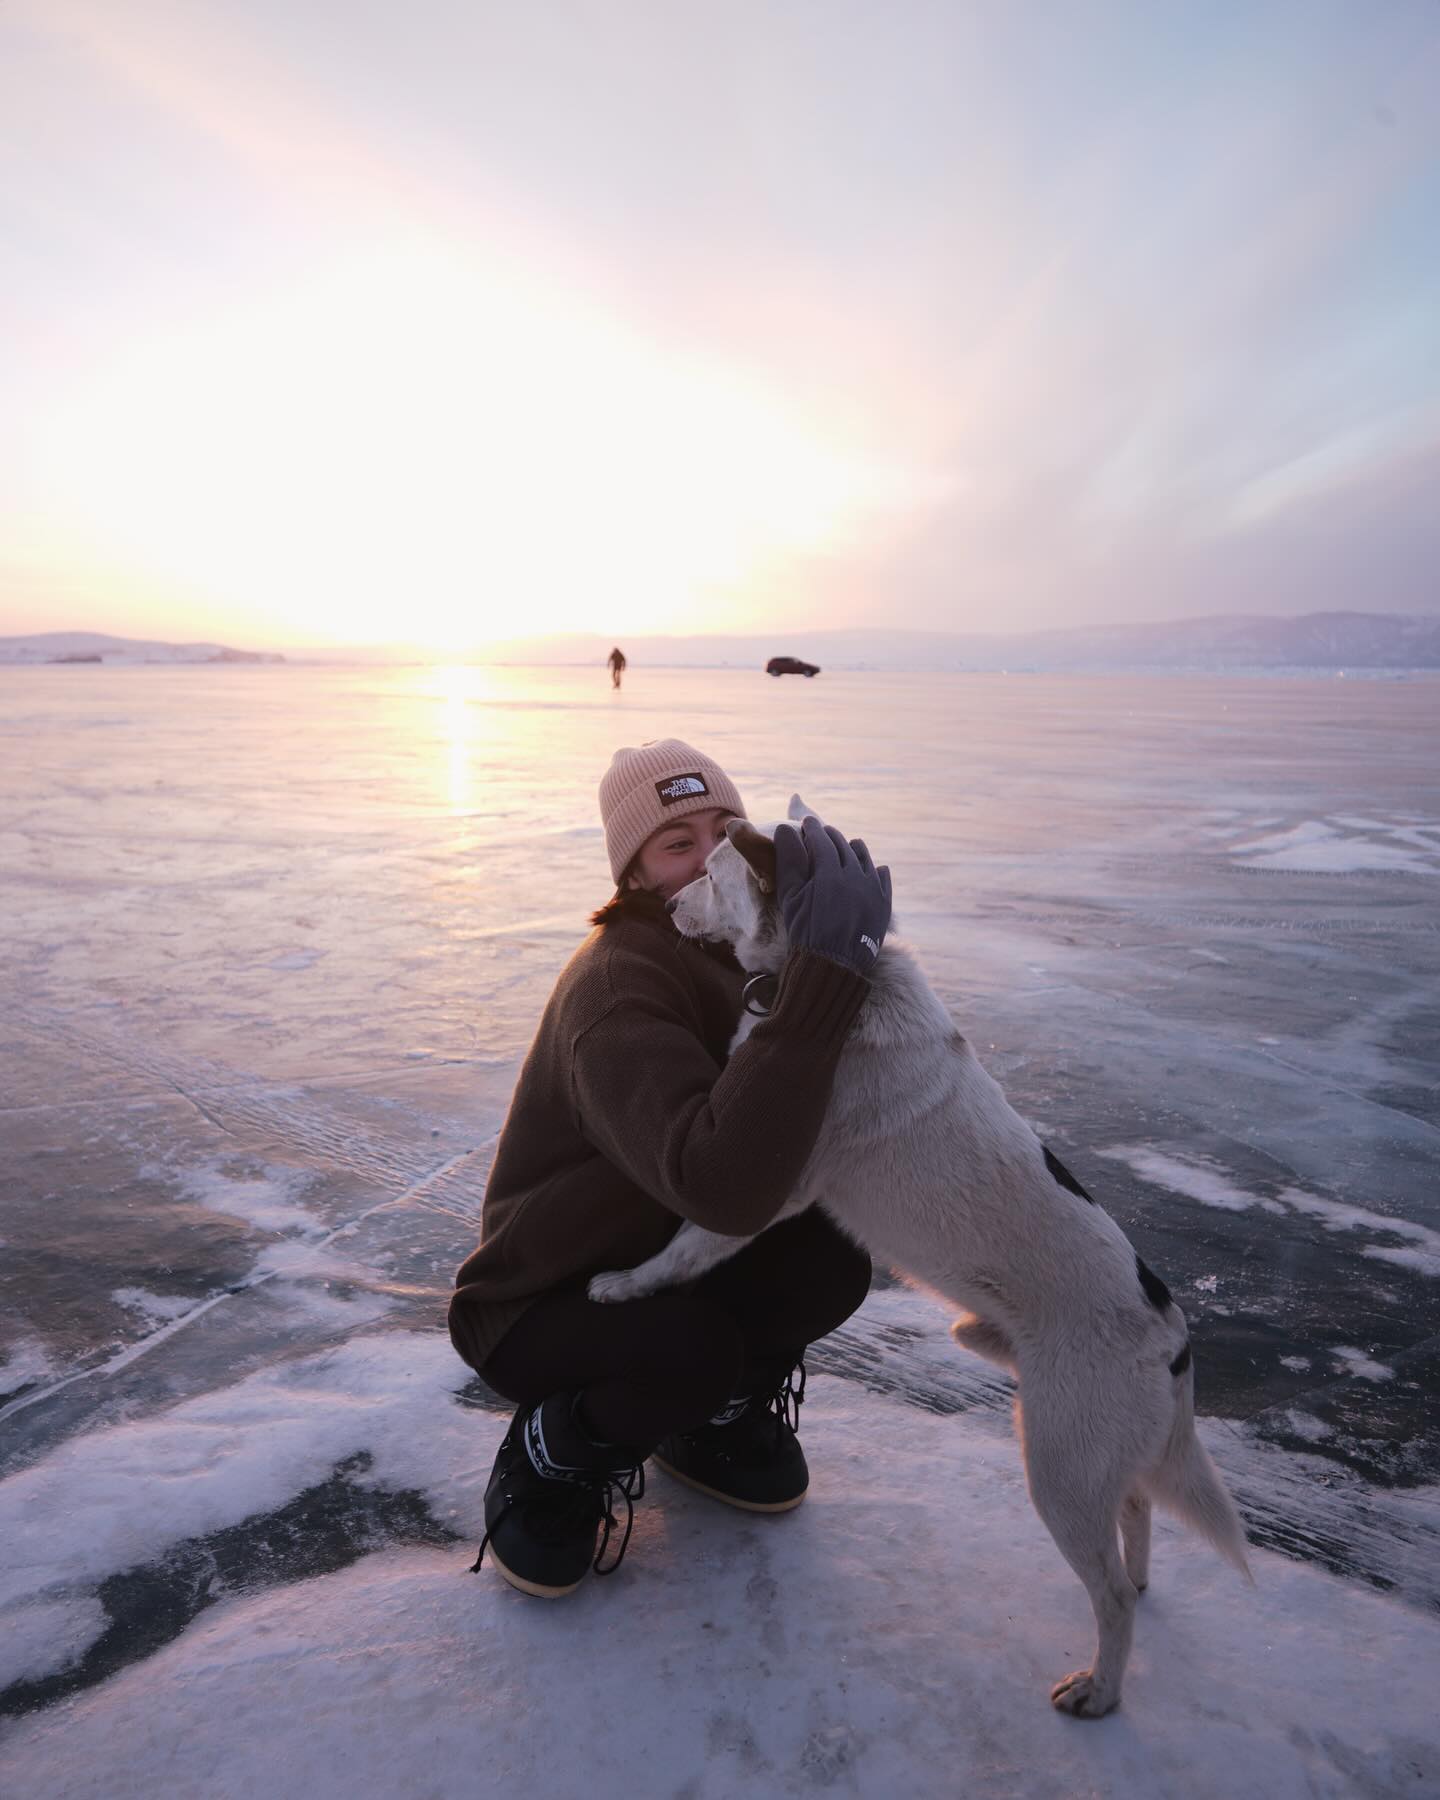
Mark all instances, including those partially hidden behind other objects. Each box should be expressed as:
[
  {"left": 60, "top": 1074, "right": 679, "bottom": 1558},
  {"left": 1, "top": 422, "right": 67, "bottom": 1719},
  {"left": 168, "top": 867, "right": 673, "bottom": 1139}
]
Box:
[{"left": 590, "top": 797, "right": 1251, "bottom": 1718}]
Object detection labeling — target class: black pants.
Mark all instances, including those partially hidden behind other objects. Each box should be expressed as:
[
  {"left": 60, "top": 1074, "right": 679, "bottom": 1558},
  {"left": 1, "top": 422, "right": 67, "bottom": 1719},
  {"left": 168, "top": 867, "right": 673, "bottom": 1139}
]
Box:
[{"left": 469, "top": 1210, "right": 871, "bottom": 1447}]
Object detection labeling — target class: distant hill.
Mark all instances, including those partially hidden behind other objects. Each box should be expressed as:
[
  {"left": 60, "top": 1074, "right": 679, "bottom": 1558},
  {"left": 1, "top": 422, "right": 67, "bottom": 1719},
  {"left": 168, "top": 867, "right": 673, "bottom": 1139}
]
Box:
[
  {"left": 1013, "top": 610, "right": 1440, "bottom": 670},
  {"left": 0, "top": 632, "right": 284, "bottom": 665}
]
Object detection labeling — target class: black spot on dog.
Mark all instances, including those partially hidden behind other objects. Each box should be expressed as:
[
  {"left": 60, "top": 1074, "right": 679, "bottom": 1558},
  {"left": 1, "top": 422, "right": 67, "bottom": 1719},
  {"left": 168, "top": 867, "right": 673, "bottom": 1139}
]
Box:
[
  {"left": 1169, "top": 1342, "right": 1192, "bottom": 1378},
  {"left": 1043, "top": 1146, "right": 1097, "bottom": 1204},
  {"left": 1135, "top": 1254, "right": 1173, "bottom": 1312}
]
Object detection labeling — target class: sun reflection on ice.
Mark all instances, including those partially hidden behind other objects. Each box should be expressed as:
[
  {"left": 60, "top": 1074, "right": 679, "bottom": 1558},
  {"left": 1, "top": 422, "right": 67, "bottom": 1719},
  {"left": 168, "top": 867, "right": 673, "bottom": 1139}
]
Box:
[{"left": 428, "top": 663, "right": 500, "bottom": 816}]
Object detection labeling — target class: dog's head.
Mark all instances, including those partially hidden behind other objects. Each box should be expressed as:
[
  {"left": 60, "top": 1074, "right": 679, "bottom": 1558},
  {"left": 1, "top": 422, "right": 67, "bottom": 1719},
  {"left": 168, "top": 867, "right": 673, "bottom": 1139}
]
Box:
[{"left": 667, "top": 793, "right": 822, "bottom": 972}]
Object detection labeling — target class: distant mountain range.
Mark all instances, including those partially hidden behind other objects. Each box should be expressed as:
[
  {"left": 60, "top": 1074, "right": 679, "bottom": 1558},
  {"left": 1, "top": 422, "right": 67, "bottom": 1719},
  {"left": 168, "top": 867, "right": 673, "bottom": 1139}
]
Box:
[
  {"left": 997, "top": 610, "right": 1440, "bottom": 671},
  {"left": 0, "top": 632, "right": 285, "bottom": 665},
  {"left": 4, "top": 612, "right": 1439, "bottom": 671}
]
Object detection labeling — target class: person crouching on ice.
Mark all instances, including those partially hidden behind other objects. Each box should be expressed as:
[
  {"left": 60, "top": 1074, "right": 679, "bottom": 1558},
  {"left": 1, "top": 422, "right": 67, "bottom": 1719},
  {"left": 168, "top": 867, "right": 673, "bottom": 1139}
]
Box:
[{"left": 448, "top": 738, "right": 891, "bottom": 1596}]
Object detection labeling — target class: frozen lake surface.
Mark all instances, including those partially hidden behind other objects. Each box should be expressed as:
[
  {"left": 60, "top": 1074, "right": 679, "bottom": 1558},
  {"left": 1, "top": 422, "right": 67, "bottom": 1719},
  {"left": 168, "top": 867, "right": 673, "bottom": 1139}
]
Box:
[{"left": 2, "top": 663, "right": 1437, "bottom": 1795}]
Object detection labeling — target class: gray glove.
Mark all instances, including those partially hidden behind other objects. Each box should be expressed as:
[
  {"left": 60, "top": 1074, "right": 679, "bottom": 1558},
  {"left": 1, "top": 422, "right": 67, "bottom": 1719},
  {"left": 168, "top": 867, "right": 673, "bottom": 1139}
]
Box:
[{"left": 774, "top": 816, "right": 892, "bottom": 975}]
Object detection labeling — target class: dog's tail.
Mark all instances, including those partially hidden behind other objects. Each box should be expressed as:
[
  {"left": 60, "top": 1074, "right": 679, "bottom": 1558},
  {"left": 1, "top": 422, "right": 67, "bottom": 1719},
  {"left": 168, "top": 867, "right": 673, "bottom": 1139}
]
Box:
[{"left": 1141, "top": 1355, "right": 1254, "bottom": 1583}]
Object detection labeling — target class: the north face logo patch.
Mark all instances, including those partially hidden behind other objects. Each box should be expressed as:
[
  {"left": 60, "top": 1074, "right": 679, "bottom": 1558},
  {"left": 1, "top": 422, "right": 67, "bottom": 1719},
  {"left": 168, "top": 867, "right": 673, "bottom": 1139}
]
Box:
[{"left": 655, "top": 773, "right": 709, "bottom": 805}]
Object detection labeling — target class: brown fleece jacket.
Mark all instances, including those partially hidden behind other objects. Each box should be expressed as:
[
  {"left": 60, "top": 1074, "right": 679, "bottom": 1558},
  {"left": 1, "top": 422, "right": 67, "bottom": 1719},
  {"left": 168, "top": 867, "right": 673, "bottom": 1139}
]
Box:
[{"left": 448, "top": 891, "right": 870, "bottom": 1371}]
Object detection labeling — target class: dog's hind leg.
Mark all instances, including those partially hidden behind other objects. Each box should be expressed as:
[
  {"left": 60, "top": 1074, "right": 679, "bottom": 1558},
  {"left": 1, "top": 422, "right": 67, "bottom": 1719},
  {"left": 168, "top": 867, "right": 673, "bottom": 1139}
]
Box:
[
  {"left": 1120, "top": 1492, "right": 1152, "bottom": 1593},
  {"left": 1019, "top": 1410, "right": 1137, "bottom": 1718}
]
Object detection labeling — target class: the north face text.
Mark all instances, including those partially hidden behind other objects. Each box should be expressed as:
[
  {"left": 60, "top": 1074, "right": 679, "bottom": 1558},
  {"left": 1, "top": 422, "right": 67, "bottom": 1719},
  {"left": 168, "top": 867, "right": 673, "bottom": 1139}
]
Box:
[{"left": 655, "top": 773, "right": 710, "bottom": 805}]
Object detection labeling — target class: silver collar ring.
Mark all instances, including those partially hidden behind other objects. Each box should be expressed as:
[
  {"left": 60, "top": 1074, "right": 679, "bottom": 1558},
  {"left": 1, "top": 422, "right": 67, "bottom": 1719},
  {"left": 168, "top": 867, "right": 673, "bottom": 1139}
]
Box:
[{"left": 742, "top": 972, "right": 779, "bottom": 1017}]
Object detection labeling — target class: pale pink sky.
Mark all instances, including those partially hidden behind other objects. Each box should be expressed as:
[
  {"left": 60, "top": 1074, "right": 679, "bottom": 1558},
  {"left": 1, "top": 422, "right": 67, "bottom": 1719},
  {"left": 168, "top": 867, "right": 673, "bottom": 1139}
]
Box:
[{"left": 3, "top": 0, "right": 1438, "bottom": 649}]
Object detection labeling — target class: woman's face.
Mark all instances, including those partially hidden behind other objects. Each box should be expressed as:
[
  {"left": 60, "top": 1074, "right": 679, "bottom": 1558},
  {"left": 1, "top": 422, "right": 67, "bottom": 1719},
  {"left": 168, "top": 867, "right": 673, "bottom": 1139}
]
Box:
[{"left": 626, "top": 807, "right": 735, "bottom": 901}]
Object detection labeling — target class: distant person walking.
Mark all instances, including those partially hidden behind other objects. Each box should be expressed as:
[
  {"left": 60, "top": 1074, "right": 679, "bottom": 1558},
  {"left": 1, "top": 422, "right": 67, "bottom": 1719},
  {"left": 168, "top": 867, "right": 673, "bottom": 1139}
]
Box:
[{"left": 607, "top": 646, "right": 627, "bottom": 689}]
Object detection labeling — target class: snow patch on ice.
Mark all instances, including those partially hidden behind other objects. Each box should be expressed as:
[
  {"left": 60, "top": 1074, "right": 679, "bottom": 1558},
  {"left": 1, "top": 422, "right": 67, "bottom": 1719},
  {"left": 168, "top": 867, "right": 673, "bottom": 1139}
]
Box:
[
  {"left": 247, "top": 1242, "right": 398, "bottom": 1328},
  {"left": 1099, "top": 1148, "right": 1258, "bottom": 1212},
  {"left": 1363, "top": 1243, "right": 1440, "bottom": 1278},
  {"left": 0, "top": 1333, "right": 472, "bottom": 1670},
  {"left": 1277, "top": 1186, "right": 1440, "bottom": 1254},
  {"left": 1331, "top": 815, "right": 1440, "bottom": 849},
  {"left": 0, "top": 1339, "right": 64, "bottom": 1395},
  {"left": 1282, "top": 1410, "right": 1333, "bottom": 1443},
  {"left": 179, "top": 1165, "right": 323, "bottom": 1237},
  {"left": 110, "top": 1288, "right": 194, "bottom": 1327},
  {"left": 1229, "top": 816, "right": 1440, "bottom": 876},
  {"left": 1330, "top": 1346, "right": 1395, "bottom": 1384},
  {"left": 1102, "top": 1152, "right": 1440, "bottom": 1274},
  {"left": 0, "top": 1596, "right": 109, "bottom": 1691}
]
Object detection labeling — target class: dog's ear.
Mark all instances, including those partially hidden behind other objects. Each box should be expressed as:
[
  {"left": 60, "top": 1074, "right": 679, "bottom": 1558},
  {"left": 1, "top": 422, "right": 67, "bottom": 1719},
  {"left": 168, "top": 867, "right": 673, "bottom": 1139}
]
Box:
[
  {"left": 724, "top": 818, "right": 776, "bottom": 894},
  {"left": 788, "top": 792, "right": 821, "bottom": 824}
]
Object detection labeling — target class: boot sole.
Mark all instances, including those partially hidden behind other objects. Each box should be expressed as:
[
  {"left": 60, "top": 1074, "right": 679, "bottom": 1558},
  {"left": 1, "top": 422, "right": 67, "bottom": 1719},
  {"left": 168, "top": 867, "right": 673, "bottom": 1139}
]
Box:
[
  {"left": 488, "top": 1546, "right": 587, "bottom": 1600},
  {"left": 651, "top": 1453, "right": 807, "bottom": 1513}
]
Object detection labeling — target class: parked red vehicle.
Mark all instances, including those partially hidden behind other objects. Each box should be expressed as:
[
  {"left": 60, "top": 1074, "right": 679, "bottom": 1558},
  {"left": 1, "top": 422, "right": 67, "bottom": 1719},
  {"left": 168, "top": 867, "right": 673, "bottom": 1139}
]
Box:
[{"left": 765, "top": 656, "right": 820, "bottom": 677}]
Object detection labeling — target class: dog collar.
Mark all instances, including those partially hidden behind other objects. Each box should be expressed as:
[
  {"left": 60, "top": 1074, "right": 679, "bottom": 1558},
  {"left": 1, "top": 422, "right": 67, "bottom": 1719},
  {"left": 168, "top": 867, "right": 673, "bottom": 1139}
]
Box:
[{"left": 742, "top": 972, "right": 779, "bottom": 1017}]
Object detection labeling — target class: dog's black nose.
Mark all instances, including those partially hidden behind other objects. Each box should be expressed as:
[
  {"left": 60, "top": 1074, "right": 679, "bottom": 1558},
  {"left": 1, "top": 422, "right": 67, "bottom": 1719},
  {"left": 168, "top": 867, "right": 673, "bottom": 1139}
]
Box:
[{"left": 665, "top": 897, "right": 678, "bottom": 915}]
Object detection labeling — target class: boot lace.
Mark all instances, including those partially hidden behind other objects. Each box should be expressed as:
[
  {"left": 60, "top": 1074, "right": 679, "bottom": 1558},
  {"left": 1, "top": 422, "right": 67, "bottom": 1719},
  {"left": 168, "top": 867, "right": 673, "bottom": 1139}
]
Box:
[
  {"left": 765, "top": 1359, "right": 806, "bottom": 1445},
  {"left": 712, "top": 1361, "right": 805, "bottom": 1454},
  {"left": 471, "top": 1460, "right": 646, "bottom": 1578}
]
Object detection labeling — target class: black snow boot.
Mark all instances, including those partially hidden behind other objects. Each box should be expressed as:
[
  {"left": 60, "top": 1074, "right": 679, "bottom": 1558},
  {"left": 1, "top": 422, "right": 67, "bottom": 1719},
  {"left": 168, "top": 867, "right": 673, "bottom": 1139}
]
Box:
[
  {"left": 473, "top": 1394, "right": 648, "bottom": 1598},
  {"left": 652, "top": 1362, "right": 808, "bottom": 1512}
]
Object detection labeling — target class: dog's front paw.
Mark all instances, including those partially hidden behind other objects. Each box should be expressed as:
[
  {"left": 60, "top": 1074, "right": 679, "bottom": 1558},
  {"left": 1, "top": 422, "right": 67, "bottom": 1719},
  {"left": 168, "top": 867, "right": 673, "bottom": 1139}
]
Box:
[
  {"left": 1049, "top": 1669, "right": 1120, "bottom": 1719},
  {"left": 587, "top": 1270, "right": 641, "bottom": 1304}
]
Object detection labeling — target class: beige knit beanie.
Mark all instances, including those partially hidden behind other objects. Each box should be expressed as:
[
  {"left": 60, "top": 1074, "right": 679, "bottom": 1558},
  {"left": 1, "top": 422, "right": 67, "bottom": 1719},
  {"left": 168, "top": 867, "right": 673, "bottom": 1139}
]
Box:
[{"left": 599, "top": 739, "right": 746, "bottom": 884}]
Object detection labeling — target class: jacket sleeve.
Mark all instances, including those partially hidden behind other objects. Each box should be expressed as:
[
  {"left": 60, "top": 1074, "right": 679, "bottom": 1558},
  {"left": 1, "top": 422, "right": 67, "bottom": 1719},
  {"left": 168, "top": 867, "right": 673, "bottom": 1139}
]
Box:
[{"left": 571, "top": 948, "right": 869, "bottom": 1235}]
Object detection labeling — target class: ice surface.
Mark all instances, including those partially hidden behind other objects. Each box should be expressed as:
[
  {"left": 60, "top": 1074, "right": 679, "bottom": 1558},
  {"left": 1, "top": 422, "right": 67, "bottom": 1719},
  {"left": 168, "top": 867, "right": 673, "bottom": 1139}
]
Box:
[
  {"left": 3, "top": 1372, "right": 1439, "bottom": 1800},
  {"left": 2, "top": 664, "right": 1438, "bottom": 1792}
]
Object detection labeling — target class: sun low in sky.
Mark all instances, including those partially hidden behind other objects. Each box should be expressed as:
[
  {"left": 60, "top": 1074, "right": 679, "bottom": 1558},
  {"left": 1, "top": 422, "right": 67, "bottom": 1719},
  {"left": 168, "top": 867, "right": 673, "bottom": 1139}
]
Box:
[
  {"left": 24, "top": 236, "right": 936, "bottom": 653},
  {"left": 3, "top": 0, "right": 1438, "bottom": 651}
]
